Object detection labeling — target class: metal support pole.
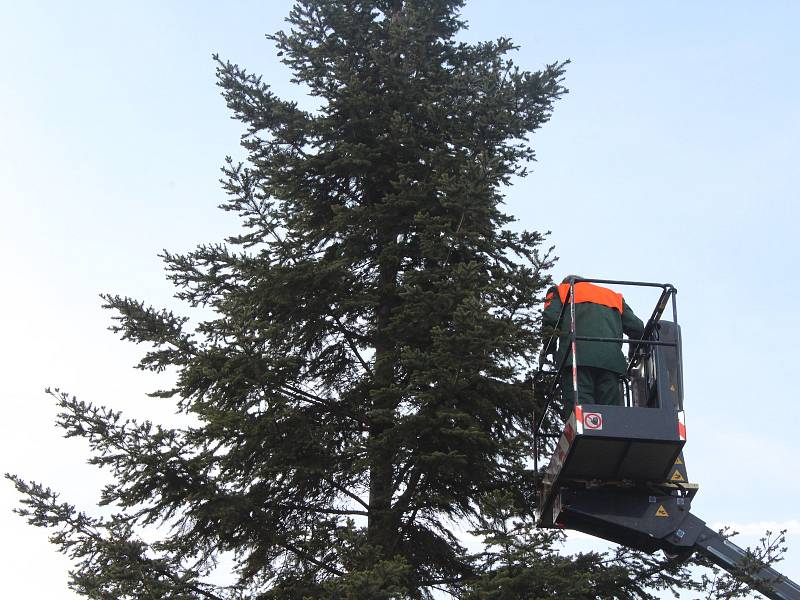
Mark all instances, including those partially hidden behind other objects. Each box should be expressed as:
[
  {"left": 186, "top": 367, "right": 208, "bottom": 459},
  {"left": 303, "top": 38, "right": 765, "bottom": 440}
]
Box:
[
  {"left": 532, "top": 376, "right": 539, "bottom": 475},
  {"left": 569, "top": 278, "right": 579, "bottom": 407}
]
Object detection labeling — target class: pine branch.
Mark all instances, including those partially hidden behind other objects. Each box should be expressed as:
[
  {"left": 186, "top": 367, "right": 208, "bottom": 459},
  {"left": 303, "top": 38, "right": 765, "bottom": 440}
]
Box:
[
  {"left": 6, "top": 474, "right": 229, "bottom": 600},
  {"left": 280, "top": 542, "right": 346, "bottom": 578},
  {"left": 321, "top": 476, "right": 370, "bottom": 512},
  {"left": 331, "top": 315, "right": 373, "bottom": 375}
]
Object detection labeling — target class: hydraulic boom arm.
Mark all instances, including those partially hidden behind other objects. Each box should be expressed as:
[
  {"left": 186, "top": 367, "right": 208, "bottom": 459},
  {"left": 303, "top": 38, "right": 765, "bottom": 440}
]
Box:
[{"left": 693, "top": 526, "right": 800, "bottom": 600}]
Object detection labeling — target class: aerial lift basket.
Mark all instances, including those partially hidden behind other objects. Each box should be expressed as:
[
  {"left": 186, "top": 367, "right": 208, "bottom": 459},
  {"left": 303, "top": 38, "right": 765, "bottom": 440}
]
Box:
[{"left": 533, "top": 279, "right": 800, "bottom": 600}]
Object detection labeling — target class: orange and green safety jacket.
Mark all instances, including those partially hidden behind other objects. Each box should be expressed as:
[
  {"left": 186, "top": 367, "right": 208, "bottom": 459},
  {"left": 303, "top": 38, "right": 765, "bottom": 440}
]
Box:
[{"left": 542, "top": 281, "right": 645, "bottom": 374}]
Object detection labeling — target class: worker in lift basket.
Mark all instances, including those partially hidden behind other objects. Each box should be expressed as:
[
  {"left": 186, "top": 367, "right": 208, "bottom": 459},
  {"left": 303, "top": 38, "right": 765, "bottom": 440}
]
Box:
[{"left": 542, "top": 276, "right": 644, "bottom": 406}]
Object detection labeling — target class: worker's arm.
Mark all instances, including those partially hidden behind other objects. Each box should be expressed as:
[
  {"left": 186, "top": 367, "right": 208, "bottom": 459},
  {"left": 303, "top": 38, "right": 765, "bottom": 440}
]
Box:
[
  {"left": 540, "top": 286, "right": 562, "bottom": 363},
  {"left": 542, "top": 286, "right": 562, "bottom": 329},
  {"left": 621, "top": 299, "right": 645, "bottom": 340}
]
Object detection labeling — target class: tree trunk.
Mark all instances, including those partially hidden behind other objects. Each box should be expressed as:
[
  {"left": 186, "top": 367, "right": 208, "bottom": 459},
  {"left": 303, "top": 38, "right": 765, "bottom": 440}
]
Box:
[{"left": 368, "top": 232, "right": 400, "bottom": 557}]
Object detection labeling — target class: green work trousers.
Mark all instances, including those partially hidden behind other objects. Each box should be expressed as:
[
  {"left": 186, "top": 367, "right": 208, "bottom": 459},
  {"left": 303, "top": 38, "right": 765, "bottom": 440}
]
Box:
[{"left": 561, "top": 366, "right": 623, "bottom": 406}]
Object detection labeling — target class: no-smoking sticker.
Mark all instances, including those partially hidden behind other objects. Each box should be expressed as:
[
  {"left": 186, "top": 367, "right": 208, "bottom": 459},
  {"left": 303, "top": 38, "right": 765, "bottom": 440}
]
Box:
[{"left": 584, "top": 412, "right": 603, "bottom": 430}]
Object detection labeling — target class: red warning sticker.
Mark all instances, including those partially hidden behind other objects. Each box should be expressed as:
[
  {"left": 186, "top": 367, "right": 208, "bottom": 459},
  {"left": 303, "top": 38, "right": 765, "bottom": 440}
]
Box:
[{"left": 584, "top": 412, "right": 603, "bottom": 430}]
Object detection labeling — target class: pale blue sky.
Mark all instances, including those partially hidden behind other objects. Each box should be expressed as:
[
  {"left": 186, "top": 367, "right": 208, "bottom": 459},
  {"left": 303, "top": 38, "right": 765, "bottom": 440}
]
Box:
[{"left": 2, "top": 2, "right": 798, "bottom": 597}]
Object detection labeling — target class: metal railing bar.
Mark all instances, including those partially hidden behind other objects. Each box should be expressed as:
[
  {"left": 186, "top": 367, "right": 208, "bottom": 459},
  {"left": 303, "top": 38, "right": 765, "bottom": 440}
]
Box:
[
  {"left": 577, "top": 278, "right": 674, "bottom": 289},
  {"left": 575, "top": 336, "right": 677, "bottom": 347}
]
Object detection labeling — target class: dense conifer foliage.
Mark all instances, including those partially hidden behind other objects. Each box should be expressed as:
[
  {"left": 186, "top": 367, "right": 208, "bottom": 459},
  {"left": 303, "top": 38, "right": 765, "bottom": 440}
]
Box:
[{"left": 9, "top": 1, "right": 743, "bottom": 598}]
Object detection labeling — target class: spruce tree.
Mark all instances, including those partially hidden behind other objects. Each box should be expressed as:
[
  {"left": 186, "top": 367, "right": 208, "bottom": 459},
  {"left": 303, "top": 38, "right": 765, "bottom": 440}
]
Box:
[{"left": 9, "top": 1, "right": 727, "bottom": 598}]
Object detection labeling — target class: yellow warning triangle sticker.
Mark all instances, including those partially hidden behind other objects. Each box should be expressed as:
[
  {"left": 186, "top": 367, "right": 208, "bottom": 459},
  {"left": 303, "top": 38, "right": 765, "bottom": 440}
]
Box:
[
  {"left": 675, "top": 456, "right": 683, "bottom": 465},
  {"left": 655, "top": 505, "right": 669, "bottom": 517},
  {"left": 670, "top": 469, "right": 685, "bottom": 482}
]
